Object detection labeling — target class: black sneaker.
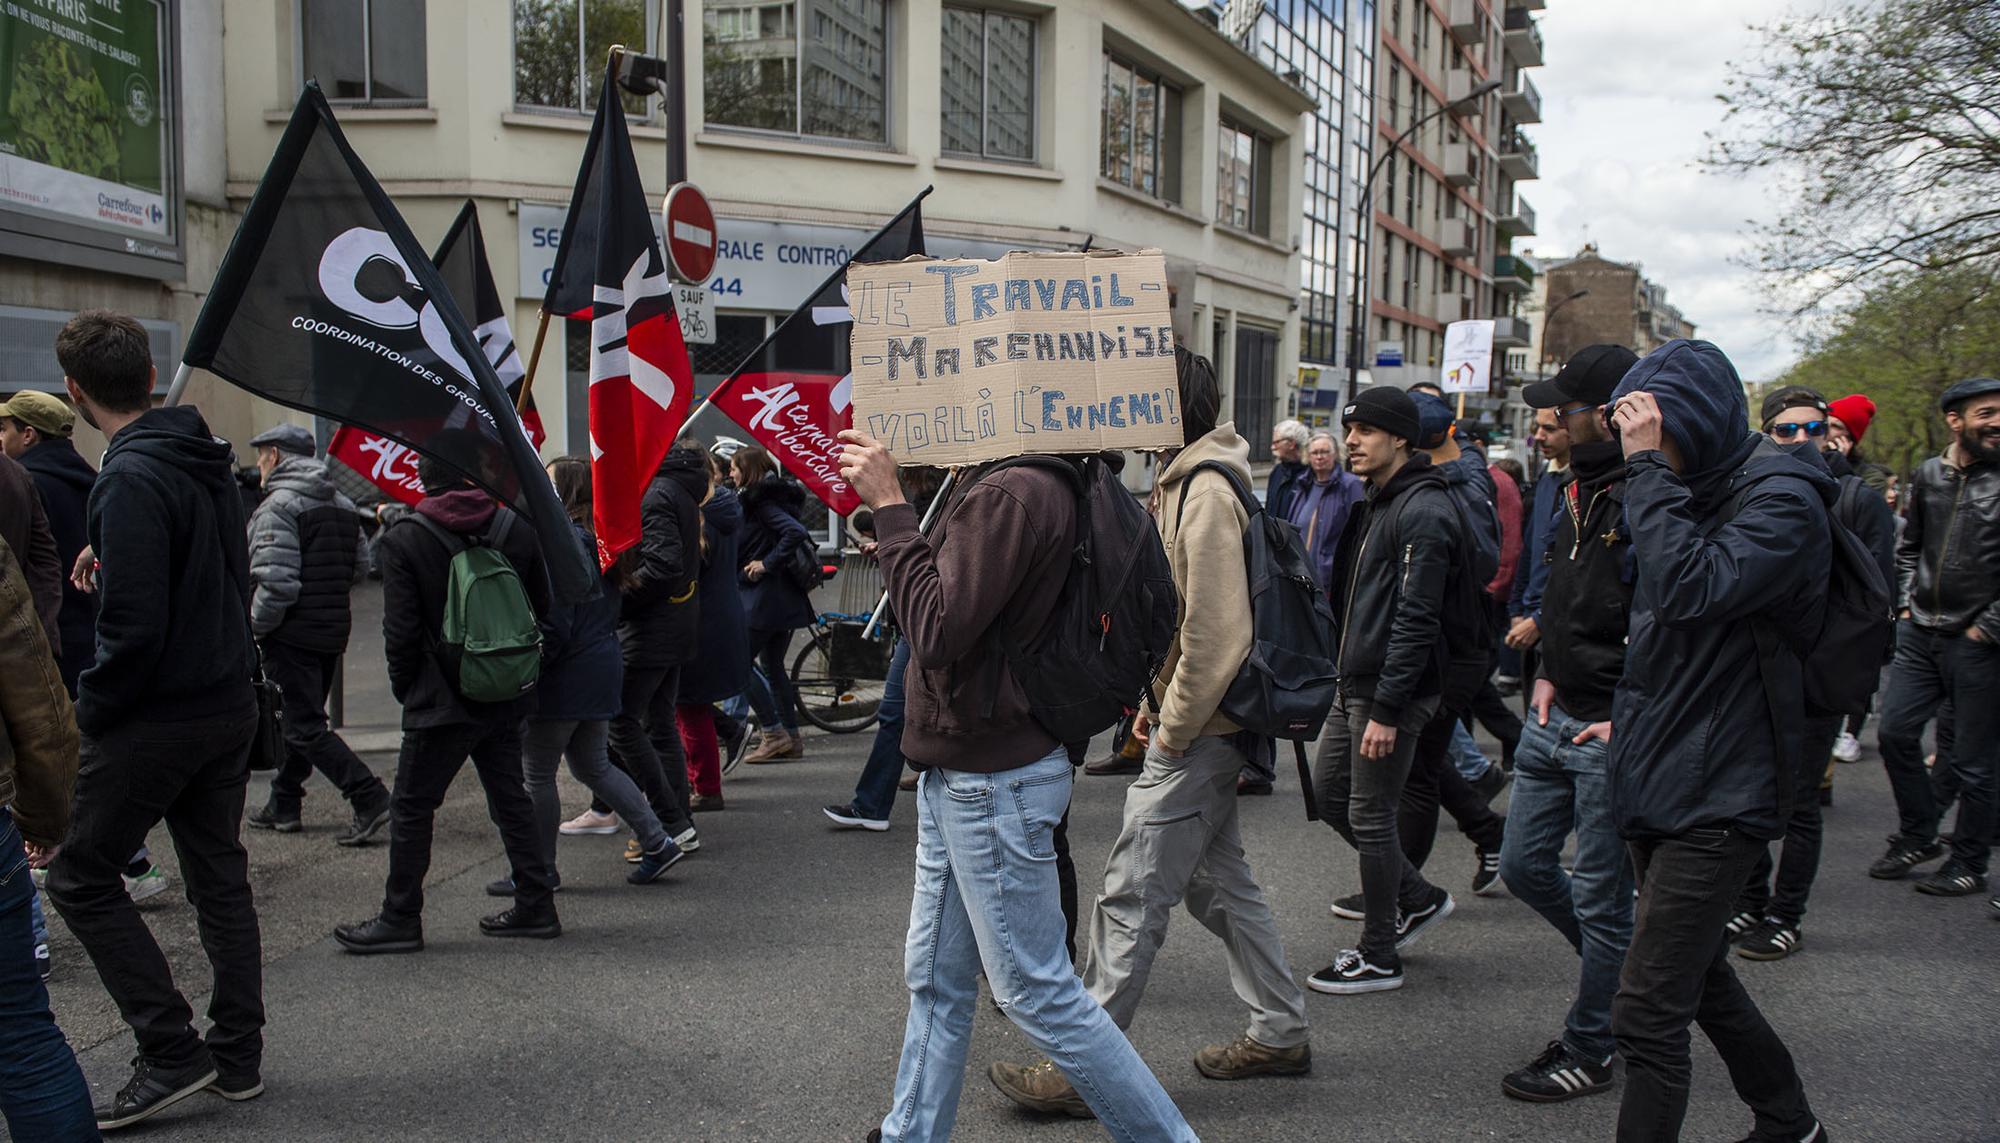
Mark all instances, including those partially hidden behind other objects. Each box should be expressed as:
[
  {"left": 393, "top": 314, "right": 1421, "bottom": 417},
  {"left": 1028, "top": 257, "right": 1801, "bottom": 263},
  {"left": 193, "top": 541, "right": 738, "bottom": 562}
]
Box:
[
  {"left": 94, "top": 1054, "right": 220, "bottom": 1130},
  {"left": 1735, "top": 920, "right": 1803, "bottom": 961},
  {"left": 335, "top": 798, "right": 391, "bottom": 847},
  {"left": 207, "top": 1072, "right": 265, "bottom": 1101},
  {"left": 1306, "top": 948, "right": 1403, "bottom": 994},
  {"left": 1501, "top": 1040, "right": 1614, "bottom": 1103},
  {"left": 1329, "top": 892, "right": 1366, "bottom": 920},
  {"left": 1914, "top": 859, "right": 1988, "bottom": 897},
  {"left": 1868, "top": 835, "right": 1946, "bottom": 880},
  {"left": 333, "top": 915, "right": 424, "bottom": 956},
  {"left": 479, "top": 905, "right": 561, "bottom": 939},
  {"left": 35, "top": 942, "right": 50, "bottom": 982},
  {"left": 823, "top": 803, "right": 890, "bottom": 832},
  {"left": 1471, "top": 764, "right": 1509, "bottom": 803},
  {"left": 1394, "top": 889, "right": 1455, "bottom": 950},
  {"left": 1724, "top": 909, "right": 1761, "bottom": 938},
  {"left": 1473, "top": 848, "right": 1506, "bottom": 897},
  {"left": 246, "top": 802, "right": 301, "bottom": 833}
]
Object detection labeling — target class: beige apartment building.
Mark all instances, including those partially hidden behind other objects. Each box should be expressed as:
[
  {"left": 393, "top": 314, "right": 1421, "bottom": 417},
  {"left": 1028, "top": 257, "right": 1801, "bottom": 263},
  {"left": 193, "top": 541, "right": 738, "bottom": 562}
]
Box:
[
  {"left": 1363, "top": 0, "right": 1540, "bottom": 397},
  {"left": 0, "top": 0, "right": 1319, "bottom": 473}
]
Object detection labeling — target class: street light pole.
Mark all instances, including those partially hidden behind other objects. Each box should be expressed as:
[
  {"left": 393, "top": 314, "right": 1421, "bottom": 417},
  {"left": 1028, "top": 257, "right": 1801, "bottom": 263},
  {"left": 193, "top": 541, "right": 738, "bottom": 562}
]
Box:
[
  {"left": 1535, "top": 288, "right": 1591, "bottom": 377},
  {"left": 1344, "top": 77, "right": 1502, "bottom": 407}
]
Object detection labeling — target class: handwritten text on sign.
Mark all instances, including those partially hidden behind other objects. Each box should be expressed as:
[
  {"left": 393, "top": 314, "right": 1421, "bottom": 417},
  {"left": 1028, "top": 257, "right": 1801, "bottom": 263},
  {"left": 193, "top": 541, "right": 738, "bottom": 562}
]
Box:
[{"left": 847, "top": 250, "right": 1183, "bottom": 465}]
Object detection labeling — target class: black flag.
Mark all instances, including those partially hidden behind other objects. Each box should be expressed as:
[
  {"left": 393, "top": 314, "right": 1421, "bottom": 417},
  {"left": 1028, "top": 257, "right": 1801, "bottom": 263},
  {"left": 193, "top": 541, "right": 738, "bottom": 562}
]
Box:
[{"left": 182, "top": 84, "right": 595, "bottom": 603}]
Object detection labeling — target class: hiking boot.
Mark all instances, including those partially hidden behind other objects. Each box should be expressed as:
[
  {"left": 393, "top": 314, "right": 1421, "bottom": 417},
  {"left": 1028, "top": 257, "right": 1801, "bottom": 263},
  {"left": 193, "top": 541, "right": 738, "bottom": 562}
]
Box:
[
  {"left": 1501, "top": 1039, "right": 1613, "bottom": 1103},
  {"left": 1735, "top": 920, "right": 1803, "bottom": 961},
  {"left": 777, "top": 731, "right": 806, "bottom": 759},
  {"left": 1473, "top": 848, "right": 1506, "bottom": 897},
  {"left": 1914, "top": 859, "right": 1988, "bottom": 897},
  {"left": 1868, "top": 835, "right": 1946, "bottom": 880},
  {"left": 690, "top": 792, "right": 725, "bottom": 812},
  {"left": 1306, "top": 948, "right": 1403, "bottom": 995},
  {"left": 95, "top": 1054, "right": 220, "bottom": 1130},
  {"left": 743, "top": 730, "right": 797, "bottom": 764},
  {"left": 627, "top": 842, "right": 685, "bottom": 884},
  {"left": 1394, "top": 888, "right": 1455, "bottom": 950},
  {"left": 479, "top": 905, "right": 561, "bottom": 939},
  {"left": 824, "top": 803, "right": 890, "bottom": 832},
  {"left": 559, "top": 809, "right": 620, "bottom": 835},
  {"left": 334, "top": 915, "right": 423, "bottom": 955},
  {"left": 335, "top": 797, "right": 391, "bottom": 847},
  {"left": 1329, "top": 892, "right": 1366, "bottom": 920},
  {"left": 247, "top": 801, "right": 301, "bottom": 833},
  {"left": 207, "top": 1072, "right": 265, "bottom": 1102},
  {"left": 1084, "top": 751, "right": 1143, "bottom": 776},
  {"left": 987, "top": 1058, "right": 1091, "bottom": 1118},
  {"left": 1193, "top": 1033, "right": 1311, "bottom": 1080}
]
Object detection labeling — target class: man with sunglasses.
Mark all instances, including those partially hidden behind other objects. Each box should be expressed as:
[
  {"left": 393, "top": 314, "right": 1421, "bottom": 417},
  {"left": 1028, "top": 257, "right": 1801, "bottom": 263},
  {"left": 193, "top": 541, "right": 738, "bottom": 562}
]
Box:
[{"left": 1494, "top": 343, "right": 1640, "bottom": 1104}]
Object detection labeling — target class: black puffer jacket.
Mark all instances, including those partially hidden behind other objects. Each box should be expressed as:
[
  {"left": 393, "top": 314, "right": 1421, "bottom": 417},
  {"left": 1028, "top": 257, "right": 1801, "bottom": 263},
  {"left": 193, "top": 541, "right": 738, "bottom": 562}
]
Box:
[
  {"left": 1329, "top": 455, "right": 1457, "bottom": 730},
  {"left": 1898, "top": 448, "right": 2000, "bottom": 641},
  {"left": 19, "top": 438, "right": 96, "bottom": 682},
  {"left": 1607, "top": 341, "right": 1836, "bottom": 842},
  {"left": 78, "top": 406, "right": 256, "bottom": 736},
  {"left": 247, "top": 455, "right": 364, "bottom": 654},
  {"left": 618, "top": 450, "right": 705, "bottom": 670}
]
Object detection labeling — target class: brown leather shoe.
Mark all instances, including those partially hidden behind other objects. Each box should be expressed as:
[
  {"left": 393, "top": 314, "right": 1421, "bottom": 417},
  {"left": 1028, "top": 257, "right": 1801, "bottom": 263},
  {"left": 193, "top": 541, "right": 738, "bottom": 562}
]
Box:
[
  {"left": 1194, "top": 1033, "right": 1312, "bottom": 1080},
  {"left": 898, "top": 770, "right": 919, "bottom": 791},
  {"left": 777, "top": 731, "right": 806, "bottom": 759},
  {"left": 691, "top": 792, "right": 725, "bottom": 812},
  {"left": 987, "top": 1058, "right": 1091, "bottom": 1118},
  {"left": 742, "top": 732, "right": 791, "bottom": 765},
  {"left": 1084, "top": 752, "right": 1143, "bottom": 776}
]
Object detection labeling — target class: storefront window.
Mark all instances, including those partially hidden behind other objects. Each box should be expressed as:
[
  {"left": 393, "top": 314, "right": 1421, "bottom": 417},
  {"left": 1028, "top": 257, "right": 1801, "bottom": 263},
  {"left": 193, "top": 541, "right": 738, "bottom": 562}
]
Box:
[
  {"left": 514, "top": 0, "right": 650, "bottom": 116},
  {"left": 941, "top": 8, "right": 1035, "bottom": 162},
  {"left": 302, "top": 0, "right": 428, "bottom": 105},
  {"left": 704, "top": 0, "right": 887, "bottom": 144}
]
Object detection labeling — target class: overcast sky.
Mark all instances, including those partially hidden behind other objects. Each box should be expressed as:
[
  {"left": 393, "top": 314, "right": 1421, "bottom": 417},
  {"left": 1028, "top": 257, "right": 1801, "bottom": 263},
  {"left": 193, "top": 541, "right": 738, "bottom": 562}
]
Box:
[{"left": 1528, "top": 0, "right": 1830, "bottom": 381}]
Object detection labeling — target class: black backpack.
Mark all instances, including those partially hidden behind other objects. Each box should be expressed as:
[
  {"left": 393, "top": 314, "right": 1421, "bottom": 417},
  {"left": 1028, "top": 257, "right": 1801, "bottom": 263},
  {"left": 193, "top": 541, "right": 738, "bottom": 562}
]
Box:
[
  {"left": 1174, "top": 461, "right": 1339, "bottom": 740},
  {"left": 983, "top": 455, "right": 1178, "bottom": 744}
]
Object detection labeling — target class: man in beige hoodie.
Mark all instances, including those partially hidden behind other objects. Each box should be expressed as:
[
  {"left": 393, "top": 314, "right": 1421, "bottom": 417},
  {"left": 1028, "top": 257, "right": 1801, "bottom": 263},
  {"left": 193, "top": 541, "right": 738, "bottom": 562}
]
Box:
[{"left": 990, "top": 350, "right": 1312, "bottom": 1119}]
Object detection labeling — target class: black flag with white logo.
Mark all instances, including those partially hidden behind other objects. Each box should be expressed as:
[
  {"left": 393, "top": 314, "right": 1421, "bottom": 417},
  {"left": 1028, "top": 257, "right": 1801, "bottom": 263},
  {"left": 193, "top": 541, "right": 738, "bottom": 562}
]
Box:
[{"left": 182, "top": 83, "right": 595, "bottom": 603}]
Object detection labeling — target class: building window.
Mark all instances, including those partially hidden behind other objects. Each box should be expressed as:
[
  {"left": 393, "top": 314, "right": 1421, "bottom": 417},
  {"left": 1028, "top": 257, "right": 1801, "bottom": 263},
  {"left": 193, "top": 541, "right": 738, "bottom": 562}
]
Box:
[
  {"left": 302, "top": 0, "right": 427, "bottom": 105},
  {"left": 1386, "top": 60, "right": 1401, "bottom": 130},
  {"left": 704, "top": 0, "right": 888, "bottom": 143},
  {"left": 1101, "top": 51, "right": 1182, "bottom": 202},
  {"left": 1235, "top": 327, "right": 1279, "bottom": 462},
  {"left": 941, "top": 8, "right": 1035, "bottom": 162},
  {"left": 1216, "top": 117, "right": 1271, "bottom": 235},
  {"left": 514, "top": 0, "right": 650, "bottom": 116}
]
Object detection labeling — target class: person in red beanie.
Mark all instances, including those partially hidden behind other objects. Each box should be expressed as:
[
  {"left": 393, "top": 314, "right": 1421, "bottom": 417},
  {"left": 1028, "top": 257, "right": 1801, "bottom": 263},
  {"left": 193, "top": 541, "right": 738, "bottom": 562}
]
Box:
[{"left": 1826, "top": 393, "right": 1898, "bottom": 767}]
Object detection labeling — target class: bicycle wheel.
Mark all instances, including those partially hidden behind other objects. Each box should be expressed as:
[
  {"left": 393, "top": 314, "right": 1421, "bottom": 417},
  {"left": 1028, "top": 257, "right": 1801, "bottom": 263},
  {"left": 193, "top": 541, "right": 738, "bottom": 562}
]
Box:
[{"left": 790, "top": 629, "right": 884, "bottom": 734}]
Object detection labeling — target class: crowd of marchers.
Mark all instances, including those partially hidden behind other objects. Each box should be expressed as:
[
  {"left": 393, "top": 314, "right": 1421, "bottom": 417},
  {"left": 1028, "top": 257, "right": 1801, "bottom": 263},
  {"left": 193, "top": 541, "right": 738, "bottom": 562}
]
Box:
[{"left": 0, "top": 308, "right": 1995, "bottom": 1143}]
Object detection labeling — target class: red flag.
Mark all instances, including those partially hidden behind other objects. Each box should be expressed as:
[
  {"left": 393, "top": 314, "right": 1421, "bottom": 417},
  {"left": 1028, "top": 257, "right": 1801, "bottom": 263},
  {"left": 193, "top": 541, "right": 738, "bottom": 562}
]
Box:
[
  {"left": 545, "top": 67, "right": 694, "bottom": 567},
  {"left": 705, "top": 190, "right": 927, "bottom": 515}
]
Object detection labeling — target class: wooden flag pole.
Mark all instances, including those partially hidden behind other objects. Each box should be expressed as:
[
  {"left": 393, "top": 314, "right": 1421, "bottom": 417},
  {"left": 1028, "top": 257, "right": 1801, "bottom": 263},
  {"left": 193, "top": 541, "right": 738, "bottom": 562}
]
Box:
[
  {"left": 1456, "top": 391, "right": 1467, "bottom": 421},
  {"left": 516, "top": 309, "right": 553, "bottom": 414}
]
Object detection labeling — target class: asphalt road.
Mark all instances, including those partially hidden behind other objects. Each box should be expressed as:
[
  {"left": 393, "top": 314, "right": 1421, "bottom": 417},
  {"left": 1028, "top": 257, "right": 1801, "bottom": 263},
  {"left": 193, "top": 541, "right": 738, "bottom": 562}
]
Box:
[{"left": 22, "top": 587, "right": 2000, "bottom": 1141}]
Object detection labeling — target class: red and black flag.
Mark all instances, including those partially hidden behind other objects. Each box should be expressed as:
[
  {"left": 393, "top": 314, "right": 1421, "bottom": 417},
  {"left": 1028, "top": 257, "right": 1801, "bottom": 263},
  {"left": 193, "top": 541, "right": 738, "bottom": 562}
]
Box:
[
  {"left": 704, "top": 188, "right": 929, "bottom": 515},
  {"left": 181, "top": 83, "right": 596, "bottom": 602},
  {"left": 544, "top": 63, "right": 694, "bottom": 568},
  {"left": 330, "top": 200, "right": 543, "bottom": 505}
]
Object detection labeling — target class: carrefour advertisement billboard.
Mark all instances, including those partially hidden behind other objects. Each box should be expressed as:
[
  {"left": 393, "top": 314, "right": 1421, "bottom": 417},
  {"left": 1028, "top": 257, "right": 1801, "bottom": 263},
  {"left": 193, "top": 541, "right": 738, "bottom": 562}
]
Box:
[{"left": 0, "top": 0, "right": 178, "bottom": 264}]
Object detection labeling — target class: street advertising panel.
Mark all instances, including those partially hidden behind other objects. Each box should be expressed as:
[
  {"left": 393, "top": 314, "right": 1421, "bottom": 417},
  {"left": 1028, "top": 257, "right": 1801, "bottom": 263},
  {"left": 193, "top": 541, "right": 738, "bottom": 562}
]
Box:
[{"left": 848, "top": 249, "right": 1184, "bottom": 467}]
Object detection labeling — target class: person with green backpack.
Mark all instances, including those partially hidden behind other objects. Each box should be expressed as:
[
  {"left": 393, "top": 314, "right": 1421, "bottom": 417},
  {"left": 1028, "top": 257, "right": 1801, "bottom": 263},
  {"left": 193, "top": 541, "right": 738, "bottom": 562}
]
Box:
[{"left": 335, "top": 439, "right": 559, "bottom": 954}]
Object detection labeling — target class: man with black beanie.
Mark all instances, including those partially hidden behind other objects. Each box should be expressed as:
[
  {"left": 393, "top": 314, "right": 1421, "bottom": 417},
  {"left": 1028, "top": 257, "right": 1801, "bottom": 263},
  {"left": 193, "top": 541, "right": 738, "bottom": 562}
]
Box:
[{"left": 1307, "top": 385, "right": 1460, "bottom": 995}]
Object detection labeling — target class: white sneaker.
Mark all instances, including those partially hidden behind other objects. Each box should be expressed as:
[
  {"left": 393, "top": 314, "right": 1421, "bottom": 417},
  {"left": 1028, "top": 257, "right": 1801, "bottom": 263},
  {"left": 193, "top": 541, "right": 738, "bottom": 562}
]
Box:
[
  {"left": 124, "top": 866, "right": 171, "bottom": 902},
  {"left": 1831, "top": 732, "right": 1862, "bottom": 763},
  {"left": 559, "top": 809, "right": 620, "bottom": 836},
  {"left": 674, "top": 826, "right": 701, "bottom": 853}
]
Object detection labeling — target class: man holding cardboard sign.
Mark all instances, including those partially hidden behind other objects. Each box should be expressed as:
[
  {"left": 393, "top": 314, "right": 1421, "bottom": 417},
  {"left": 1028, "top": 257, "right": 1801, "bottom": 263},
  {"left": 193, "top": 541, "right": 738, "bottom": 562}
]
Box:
[{"left": 838, "top": 250, "right": 1193, "bottom": 1142}]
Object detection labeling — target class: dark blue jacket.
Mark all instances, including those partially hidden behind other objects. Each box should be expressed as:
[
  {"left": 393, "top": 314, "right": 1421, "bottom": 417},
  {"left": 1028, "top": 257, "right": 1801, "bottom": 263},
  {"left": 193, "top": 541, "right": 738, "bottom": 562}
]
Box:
[
  {"left": 1285, "top": 467, "right": 1364, "bottom": 592},
  {"left": 1435, "top": 441, "right": 1501, "bottom": 586},
  {"left": 534, "top": 522, "right": 623, "bottom": 722},
  {"left": 1265, "top": 458, "right": 1307, "bottom": 521},
  {"left": 738, "top": 475, "right": 816, "bottom": 632},
  {"left": 1509, "top": 468, "right": 1562, "bottom": 621},
  {"left": 18, "top": 437, "right": 96, "bottom": 687},
  {"left": 679, "top": 486, "right": 751, "bottom": 704},
  {"left": 1607, "top": 341, "right": 1837, "bottom": 841}
]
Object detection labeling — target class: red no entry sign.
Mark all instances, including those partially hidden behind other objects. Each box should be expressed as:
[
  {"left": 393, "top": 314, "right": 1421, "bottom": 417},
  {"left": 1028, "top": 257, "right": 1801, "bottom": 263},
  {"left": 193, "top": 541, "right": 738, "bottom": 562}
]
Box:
[{"left": 662, "top": 182, "right": 717, "bottom": 284}]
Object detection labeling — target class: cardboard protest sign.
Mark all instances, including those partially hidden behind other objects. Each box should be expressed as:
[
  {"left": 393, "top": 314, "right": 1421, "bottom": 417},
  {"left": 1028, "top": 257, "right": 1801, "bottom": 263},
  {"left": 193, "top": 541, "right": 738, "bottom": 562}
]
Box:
[
  {"left": 1440, "top": 319, "right": 1495, "bottom": 395},
  {"left": 847, "top": 250, "right": 1184, "bottom": 466}
]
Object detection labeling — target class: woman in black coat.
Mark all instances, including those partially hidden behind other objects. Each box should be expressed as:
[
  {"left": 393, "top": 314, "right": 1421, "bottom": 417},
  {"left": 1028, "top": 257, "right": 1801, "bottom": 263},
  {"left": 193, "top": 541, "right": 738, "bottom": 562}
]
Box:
[
  {"left": 675, "top": 447, "right": 749, "bottom": 808},
  {"left": 731, "top": 446, "right": 816, "bottom": 763}
]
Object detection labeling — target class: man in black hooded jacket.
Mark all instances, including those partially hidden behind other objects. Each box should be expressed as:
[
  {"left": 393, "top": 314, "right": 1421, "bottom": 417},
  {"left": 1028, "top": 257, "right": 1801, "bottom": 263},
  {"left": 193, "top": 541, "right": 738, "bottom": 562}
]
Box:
[
  {"left": 1604, "top": 340, "right": 1830, "bottom": 1143},
  {"left": 42, "top": 311, "right": 265, "bottom": 1130}
]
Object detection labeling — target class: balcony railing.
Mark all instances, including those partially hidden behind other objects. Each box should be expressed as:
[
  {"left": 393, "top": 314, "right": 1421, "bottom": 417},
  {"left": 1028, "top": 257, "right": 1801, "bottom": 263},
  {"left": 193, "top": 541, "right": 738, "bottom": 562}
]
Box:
[
  {"left": 1496, "top": 195, "right": 1537, "bottom": 237},
  {"left": 1447, "top": 0, "right": 1483, "bottom": 46},
  {"left": 1440, "top": 218, "right": 1477, "bottom": 258},
  {"left": 1499, "top": 130, "right": 1539, "bottom": 180},
  {"left": 1493, "top": 315, "right": 1532, "bottom": 347},
  {"left": 1504, "top": 7, "right": 1544, "bottom": 67},
  {"left": 1441, "top": 141, "right": 1479, "bottom": 188},
  {"left": 1501, "top": 72, "right": 1541, "bottom": 124},
  {"left": 1494, "top": 255, "right": 1534, "bottom": 293}
]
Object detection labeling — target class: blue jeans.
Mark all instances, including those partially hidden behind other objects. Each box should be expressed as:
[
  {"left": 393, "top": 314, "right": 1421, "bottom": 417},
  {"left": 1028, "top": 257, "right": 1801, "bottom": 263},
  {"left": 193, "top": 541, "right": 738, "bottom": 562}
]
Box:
[
  {"left": 1, "top": 811, "right": 99, "bottom": 1141},
  {"left": 1451, "top": 720, "right": 1491, "bottom": 781},
  {"left": 743, "top": 627, "right": 800, "bottom": 733},
  {"left": 879, "top": 750, "right": 1195, "bottom": 1143},
  {"left": 1498, "top": 703, "right": 1634, "bottom": 1063},
  {"left": 850, "top": 639, "right": 909, "bottom": 821}
]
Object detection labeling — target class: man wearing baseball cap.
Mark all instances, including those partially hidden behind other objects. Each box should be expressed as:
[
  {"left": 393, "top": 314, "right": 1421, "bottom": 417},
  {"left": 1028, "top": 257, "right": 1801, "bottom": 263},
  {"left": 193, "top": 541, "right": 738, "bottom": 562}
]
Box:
[
  {"left": 0, "top": 391, "right": 97, "bottom": 694},
  {"left": 1872, "top": 377, "right": 2000, "bottom": 908},
  {"left": 1307, "top": 386, "right": 1462, "bottom": 995}
]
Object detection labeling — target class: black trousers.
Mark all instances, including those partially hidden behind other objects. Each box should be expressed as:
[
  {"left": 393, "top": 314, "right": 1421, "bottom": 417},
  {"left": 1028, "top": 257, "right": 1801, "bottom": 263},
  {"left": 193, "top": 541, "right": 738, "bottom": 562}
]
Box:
[
  {"left": 1738, "top": 715, "right": 1841, "bottom": 926},
  {"left": 262, "top": 640, "right": 386, "bottom": 814},
  {"left": 381, "top": 720, "right": 553, "bottom": 925},
  {"left": 48, "top": 710, "right": 264, "bottom": 1075},
  {"left": 1400, "top": 699, "right": 1506, "bottom": 870},
  {"left": 1614, "top": 828, "right": 1816, "bottom": 1142},
  {"left": 601, "top": 665, "right": 694, "bottom": 837}
]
